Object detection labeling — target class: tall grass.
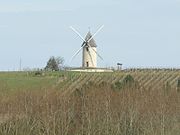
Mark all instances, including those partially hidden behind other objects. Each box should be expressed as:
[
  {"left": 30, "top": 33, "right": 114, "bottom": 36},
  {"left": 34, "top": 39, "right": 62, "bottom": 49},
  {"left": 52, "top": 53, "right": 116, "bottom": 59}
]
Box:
[{"left": 0, "top": 82, "right": 179, "bottom": 135}]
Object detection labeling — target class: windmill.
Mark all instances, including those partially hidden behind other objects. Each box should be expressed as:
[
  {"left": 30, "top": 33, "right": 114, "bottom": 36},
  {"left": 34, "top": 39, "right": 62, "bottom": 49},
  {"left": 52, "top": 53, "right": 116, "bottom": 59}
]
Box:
[{"left": 70, "top": 25, "right": 104, "bottom": 68}]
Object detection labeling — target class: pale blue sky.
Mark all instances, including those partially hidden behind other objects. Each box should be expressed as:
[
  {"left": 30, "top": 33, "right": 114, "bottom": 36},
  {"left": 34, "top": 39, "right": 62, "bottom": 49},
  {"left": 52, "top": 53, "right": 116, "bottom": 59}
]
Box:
[{"left": 0, "top": 0, "right": 180, "bottom": 70}]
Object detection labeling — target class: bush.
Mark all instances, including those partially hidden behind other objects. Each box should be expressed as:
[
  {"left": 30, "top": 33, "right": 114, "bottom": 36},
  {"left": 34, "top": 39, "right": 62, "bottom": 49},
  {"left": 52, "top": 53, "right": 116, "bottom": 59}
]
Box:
[
  {"left": 114, "top": 75, "right": 138, "bottom": 90},
  {"left": 177, "top": 79, "right": 180, "bottom": 92},
  {"left": 34, "top": 71, "right": 43, "bottom": 76}
]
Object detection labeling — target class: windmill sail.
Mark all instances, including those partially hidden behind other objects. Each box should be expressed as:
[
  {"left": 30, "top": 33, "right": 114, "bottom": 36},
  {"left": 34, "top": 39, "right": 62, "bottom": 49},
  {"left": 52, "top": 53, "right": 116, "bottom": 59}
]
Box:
[{"left": 70, "top": 26, "right": 104, "bottom": 68}]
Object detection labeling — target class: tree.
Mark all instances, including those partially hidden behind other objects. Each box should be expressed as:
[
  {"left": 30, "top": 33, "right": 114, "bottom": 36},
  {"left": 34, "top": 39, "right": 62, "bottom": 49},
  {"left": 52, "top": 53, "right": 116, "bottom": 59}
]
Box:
[
  {"left": 55, "top": 56, "right": 64, "bottom": 70},
  {"left": 45, "top": 56, "right": 64, "bottom": 71}
]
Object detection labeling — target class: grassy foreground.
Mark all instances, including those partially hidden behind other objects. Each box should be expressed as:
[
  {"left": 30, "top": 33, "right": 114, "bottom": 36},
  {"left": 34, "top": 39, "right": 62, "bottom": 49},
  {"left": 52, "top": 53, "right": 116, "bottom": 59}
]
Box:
[{"left": 0, "top": 71, "right": 180, "bottom": 135}]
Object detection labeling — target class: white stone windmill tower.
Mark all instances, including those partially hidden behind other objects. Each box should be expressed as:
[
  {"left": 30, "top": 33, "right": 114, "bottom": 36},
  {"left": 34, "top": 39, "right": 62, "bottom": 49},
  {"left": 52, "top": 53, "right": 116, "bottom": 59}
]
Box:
[{"left": 70, "top": 26, "right": 104, "bottom": 68}]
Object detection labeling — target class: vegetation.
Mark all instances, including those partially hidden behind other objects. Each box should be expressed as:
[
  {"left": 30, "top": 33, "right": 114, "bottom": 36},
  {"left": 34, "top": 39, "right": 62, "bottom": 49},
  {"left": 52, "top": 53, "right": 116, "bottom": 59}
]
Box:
[
  {"left": 114, "top": 75, "right": 138, "bottom": 90},
  {"left": 45, "top": 56, "right": 64, "bottom": 71},
  {"left": 0, "top": 69, "right": 180, "bottom": 135},
  {"left": 177, "top": 78, "right": 180, "bottom": 92}
]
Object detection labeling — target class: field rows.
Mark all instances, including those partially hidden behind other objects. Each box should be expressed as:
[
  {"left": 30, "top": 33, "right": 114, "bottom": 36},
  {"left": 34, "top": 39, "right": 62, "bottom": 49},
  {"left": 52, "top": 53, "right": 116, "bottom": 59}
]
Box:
[
  {"left": 0, "top": 70, "right": 180, "bottom": 93},
  {"left": 57, "top": 70, "right": 180, "bottom": 92}
]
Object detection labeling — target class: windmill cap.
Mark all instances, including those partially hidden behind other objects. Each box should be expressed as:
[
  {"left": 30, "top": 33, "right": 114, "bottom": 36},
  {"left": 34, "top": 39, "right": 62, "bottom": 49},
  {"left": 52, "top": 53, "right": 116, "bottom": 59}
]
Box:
[{"left": 84, "top": 31, "right": 97, "bottom": 47}]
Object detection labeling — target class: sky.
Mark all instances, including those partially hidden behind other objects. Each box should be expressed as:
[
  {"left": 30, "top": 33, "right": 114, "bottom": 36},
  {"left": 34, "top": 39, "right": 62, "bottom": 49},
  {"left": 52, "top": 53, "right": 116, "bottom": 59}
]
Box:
[{"left": 0, "top": 0, "right": 180, "bottom": 70}]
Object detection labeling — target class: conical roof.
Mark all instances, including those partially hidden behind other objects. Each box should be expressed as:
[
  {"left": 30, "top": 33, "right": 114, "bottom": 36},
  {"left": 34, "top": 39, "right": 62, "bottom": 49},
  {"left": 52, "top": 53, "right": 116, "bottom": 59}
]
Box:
[{"left": 82, "top": 31, "right": 97, "bottom": 47}]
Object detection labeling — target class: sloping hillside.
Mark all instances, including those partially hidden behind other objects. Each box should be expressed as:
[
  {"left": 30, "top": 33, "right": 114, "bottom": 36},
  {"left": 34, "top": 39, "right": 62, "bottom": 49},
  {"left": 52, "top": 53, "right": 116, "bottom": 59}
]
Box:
[{"left": 54, "top": 69, "right": 180, "bottom": 95}]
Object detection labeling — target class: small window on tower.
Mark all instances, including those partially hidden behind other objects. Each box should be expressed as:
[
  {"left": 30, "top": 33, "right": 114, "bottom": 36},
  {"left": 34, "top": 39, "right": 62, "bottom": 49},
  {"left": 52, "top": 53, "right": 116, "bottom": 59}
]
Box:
[
  {"left": 86, "top": 62, "right": 89, "bottom": 67},
  {"left": 86, "top": 47, "right": 89, "bottom": 51}
]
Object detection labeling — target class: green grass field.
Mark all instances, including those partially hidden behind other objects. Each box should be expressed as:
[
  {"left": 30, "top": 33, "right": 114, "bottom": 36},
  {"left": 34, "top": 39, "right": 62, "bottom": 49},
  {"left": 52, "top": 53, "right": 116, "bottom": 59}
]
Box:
[
  {"left": 0, "top": 69, "right": 180, "bottom": 93},
  {"left": 0, "top": 72, "right": 57, "bottom": 94}
]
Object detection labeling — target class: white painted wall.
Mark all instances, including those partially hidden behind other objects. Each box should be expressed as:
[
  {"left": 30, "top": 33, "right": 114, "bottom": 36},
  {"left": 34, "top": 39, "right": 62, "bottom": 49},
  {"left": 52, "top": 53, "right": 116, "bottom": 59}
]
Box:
[
  {"left": 69, "top": 68, "right": 113, "bottom": 72},
  {"left": 82, "top": 46, "right": 97, "bottom": 68}
]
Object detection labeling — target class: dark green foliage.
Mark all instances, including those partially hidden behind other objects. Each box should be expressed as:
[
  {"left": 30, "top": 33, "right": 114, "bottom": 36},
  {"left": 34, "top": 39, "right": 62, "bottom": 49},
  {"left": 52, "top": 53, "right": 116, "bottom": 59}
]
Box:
[
  {"left": 177, "top": 79, "right": 180, "bottom": 92},
  {"left": 114, "top": 81, "right": 123, "bottom": 89},
  {"left": 45, "top": 56, "right": 64, "bottom": 71},
  {"left": 45, "top": 56, "right": 59, "bottom": 71},
  {"left": 114, "top": 75, "right": 137, "bottom": 90},
  {"left": 34, "top": 71, "right": 43, "bottom": 76},
  {"left": 123, "top": 75, "right": 134, "bottom": 84}
]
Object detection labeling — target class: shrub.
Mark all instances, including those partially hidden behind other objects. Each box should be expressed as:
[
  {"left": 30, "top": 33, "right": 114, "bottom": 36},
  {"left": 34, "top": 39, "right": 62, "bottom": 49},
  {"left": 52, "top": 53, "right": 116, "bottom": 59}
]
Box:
[
  {"left": 114, "top": 75, "right": 138, "bottom": 90},
  {"left": 177, "top": 79, "right": 180, "bottom": 92}
]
